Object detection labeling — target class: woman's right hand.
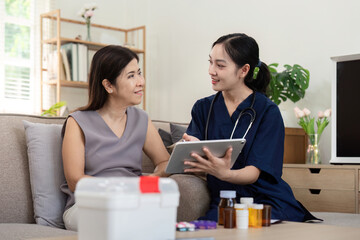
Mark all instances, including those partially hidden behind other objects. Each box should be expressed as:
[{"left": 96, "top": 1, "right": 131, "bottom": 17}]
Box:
[{"left": 182, "top": 133, "right": 200, "bottom": 142}]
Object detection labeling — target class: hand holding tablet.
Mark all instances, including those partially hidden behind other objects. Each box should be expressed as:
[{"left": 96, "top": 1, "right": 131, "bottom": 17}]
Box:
[{"left": 165, "top": 139, "right": 246, "bottom": 174}]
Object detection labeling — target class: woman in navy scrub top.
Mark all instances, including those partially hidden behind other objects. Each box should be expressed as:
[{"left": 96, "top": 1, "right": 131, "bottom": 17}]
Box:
[{"left": 182, "top": 33, "right": 317, "bottom": 222}]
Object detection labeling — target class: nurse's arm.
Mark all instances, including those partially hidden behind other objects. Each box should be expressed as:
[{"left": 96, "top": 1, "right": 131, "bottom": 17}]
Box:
[{"left": 221, "top": 166, "right": 260, "bottom": 185}]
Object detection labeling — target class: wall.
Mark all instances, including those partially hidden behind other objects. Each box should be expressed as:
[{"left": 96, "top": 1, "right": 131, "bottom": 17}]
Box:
[{"left": 55, "top": 0, "right": 360, "bottom": 164}]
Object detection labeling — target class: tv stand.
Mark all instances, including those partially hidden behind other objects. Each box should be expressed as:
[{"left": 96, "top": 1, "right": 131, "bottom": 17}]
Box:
[{"left": 283, "top": 164, "right": 360, "bottom": 213}]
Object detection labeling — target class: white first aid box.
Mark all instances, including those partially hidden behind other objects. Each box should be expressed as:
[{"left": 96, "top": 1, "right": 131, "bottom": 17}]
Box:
[{"left": 75, "top": 176, "right": 180, "bottom": 240}]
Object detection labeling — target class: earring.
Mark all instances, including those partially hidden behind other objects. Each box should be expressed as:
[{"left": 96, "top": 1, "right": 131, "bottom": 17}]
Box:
[{"left": 109, "top": 90, "right": 113, "bottom": 93}]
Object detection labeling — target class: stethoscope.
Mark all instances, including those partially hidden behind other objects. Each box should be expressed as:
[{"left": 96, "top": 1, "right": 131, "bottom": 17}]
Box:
[{"left": 205, "top": 91, "right": 256, "bottom": 140}]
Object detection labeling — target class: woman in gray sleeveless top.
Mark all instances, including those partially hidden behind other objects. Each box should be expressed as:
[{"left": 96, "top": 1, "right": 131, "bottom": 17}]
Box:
[{"left": 61, "top": 45, "right": 170, "bottom": 231}]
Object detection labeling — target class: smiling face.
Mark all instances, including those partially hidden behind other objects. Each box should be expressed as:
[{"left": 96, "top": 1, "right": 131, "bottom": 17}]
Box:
[
  {"left": 208, "top": 43, "right": 249, "bottom": 92},
  {"left": 111, "top": 58, "right": 144, "bottom": 106}
]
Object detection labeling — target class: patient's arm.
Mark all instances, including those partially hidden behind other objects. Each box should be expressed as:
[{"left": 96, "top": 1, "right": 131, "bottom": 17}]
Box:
[
  {"left": 62, "top": 117, "right": 92, "bottom": 192},
  {"left": 143, "top": 118, "right": 170, "bottom": 177}
]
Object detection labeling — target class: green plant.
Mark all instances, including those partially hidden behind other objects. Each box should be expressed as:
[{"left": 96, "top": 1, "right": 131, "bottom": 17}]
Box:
[
  {"left": 41, "top": 101, "right": 67, "bottom": 117},
  {"left": 255, "top": 63, "right": 310, "bottom": 105}
]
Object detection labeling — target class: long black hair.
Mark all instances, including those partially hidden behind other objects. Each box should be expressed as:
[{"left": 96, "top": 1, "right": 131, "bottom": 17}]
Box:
[
  {"left": 78, "top": 45, "right": 139, "bottom": 111},
  {"left": 212, "top": 33, "right": 270, "bottom": 94}
]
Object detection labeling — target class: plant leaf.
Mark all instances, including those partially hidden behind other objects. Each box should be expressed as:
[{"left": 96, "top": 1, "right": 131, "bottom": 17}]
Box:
[{"left": 41, "top": 101, "right": 67, "bottom": 117}]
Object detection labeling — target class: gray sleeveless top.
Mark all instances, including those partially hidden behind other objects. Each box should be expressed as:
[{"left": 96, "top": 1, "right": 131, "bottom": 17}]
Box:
[{"left": 60, "top": 106, "right": 148, "bottom": 210}]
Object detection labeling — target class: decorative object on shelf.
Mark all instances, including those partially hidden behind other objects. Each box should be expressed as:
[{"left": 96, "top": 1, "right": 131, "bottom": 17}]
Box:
[
  {"left": 294, "top": 107, "right": 331, "bottom": 164},
  {"left": 78, "top": 3, "right": 97, "bottom": 42},
  {"left": 254, "top": 64, "right": 310, "bottom": 105}
]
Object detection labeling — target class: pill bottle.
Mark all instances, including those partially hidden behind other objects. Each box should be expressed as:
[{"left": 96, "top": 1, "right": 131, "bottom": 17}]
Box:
[
  {"left": 240, "top": 197, "right": 254, "bottom": 227},
  {"left": 218, "top": 190, "right": 236, "bottom": 226},
  {"left": 224, "top": 205, "right": 236, "bottom": 228},
  {"left": 235, "top": 203, "right": 248, "bottom": 229},
  {"left": 252, "top": 204, "right": 264, "bottom": 228},
  {"left": 240, "top": 197, "right": 254, "bottom": 207},
  {"left": 262, "top": 205, "right": 272, "bottom": 227}
]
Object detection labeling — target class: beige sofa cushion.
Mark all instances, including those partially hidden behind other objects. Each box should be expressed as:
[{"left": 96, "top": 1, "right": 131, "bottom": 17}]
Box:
[{"left": 0, "top": 223, "right": 76, "bottom": 240}]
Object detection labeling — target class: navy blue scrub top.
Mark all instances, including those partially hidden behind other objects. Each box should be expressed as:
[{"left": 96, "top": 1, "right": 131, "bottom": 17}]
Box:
[{"left": 186, "top": 91, "right": 316, "bottom": 222}]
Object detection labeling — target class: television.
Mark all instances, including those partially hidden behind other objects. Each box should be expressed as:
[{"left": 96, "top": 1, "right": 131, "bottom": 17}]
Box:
[{"left": 330, "top": 54, "right": 360, "bottom": 164}]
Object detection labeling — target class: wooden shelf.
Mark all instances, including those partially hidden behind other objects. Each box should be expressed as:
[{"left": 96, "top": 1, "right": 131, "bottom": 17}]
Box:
[
  {"left": 43, "top": 80, "right": 88, "bottom": 88},
  {"left": 40, "top": 9, "right": 146, "bottom": 114},
  {"left": 42, "top": 37, "right": 144, "bottom": 53}
]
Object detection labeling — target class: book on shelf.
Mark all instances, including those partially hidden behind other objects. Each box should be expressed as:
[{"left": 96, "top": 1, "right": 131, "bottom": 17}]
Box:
[
  {"left": 61, "top": 43, "right": 89, "bottom": 82},
  {"left": 88, "top": 49, "right": 96, "bottom": 79},
  {"left": 47, "top": 50, "right": 66, "bottom": 81},
  {"left": 60, "top": 49, "right": 71, "bottom": 81},
  {"left": 78, "top": 44, "right": 88, "bottom": 82},
  {"left": 61, "top": 43, "right": 77, "bottom": 81}
]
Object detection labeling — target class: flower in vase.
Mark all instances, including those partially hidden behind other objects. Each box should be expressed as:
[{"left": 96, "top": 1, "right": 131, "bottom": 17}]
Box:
[
  {"left": 78, "top": 3, "right": 97, "bottom": 41},
  {"left": 78, "top": 3, "right": 97, "bottom": 24},
  {"left": 293, "top": 107, "right": 331, "bottom": 144}
]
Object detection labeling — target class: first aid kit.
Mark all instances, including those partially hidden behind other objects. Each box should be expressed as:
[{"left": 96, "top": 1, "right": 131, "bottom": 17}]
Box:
[{"left": 75, "top": 176, "right": 180, "bottom": 240}]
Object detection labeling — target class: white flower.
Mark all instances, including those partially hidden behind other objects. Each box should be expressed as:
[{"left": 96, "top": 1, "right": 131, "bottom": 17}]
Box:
[
  {"left": 324, "top": 109, "right": 332, "bottom": 118},
  {"left": 318, "top": 111, "right": 324, "bottom": 119},
  {"left": 79, "top": 3, "right": 97, "bottom": 20},
  {"left": 303, "top": 108, "right": 311, "bottom": 116},
  {"left": 294, "top": 107, "right": 304, "bottom": 119},
  {"left": 84, "top": 10, "right": 94, "bottom": 18}
]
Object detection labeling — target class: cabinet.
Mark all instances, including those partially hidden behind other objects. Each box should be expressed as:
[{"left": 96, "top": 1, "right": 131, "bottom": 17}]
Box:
[
  {"left": 40, "top": 9, "right": 146, "bottom": 113},
  {"left": 283, "top": 164, "right": 360, "bottom": 213},
  {"left": 284, "top": 128, "right": 306, "bottom": 164}
]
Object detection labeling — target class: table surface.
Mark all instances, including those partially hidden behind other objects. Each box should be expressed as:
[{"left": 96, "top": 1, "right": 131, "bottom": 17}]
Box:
[{"left": 30, "top": 221, "right": 360, "bottom": 240}]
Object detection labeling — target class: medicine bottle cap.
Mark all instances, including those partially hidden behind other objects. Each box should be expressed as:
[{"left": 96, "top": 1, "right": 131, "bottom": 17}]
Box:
[
  {"left": 253, "top": 204, "right": 264, "bottom": 210},
  {"left": 220, "top": 190, "right": 236, "bottom": 198},
  {"left": 234, "top": 203, "right": 246, "bottom": 209},
  {"left": 264, "top": 205, "right": 272, "bottom": 210},
  {"left": 240, "top": 197, "right": 254, "bottom": 204}
]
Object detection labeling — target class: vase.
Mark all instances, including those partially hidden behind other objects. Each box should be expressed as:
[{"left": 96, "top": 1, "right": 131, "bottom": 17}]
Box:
[
  {"left": 86, "top": 20, "right": 91, "bottom": 42},
  {"left": 306, "top": 134, "right": 321, "bottom": 164}
]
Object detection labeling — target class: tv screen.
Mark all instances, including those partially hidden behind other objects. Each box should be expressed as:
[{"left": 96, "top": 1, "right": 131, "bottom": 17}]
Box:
[
  {"left": 337, "top": 60, "right": 360, "bottom": 157},
  {"left": 331, "top": 55, "right": 360, "bottom": 164}
]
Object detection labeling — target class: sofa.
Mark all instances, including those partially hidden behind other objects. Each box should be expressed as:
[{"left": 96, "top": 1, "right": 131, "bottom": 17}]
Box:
[
  {"left": 0, "top": 113, "right": 210, "bottom": 240},
  {"left": 2, "top": 114, "right": 360, "bottom": 240}
]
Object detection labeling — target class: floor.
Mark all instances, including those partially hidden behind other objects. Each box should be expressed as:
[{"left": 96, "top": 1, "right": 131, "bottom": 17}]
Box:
[{"left": 311, "top": 212, "right": 360, "bottom": 228}]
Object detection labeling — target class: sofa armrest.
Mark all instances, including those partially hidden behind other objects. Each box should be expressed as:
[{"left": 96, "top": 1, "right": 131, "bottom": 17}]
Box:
[{"left": 169, "top": 174, "right": 210, "bottom": 222}]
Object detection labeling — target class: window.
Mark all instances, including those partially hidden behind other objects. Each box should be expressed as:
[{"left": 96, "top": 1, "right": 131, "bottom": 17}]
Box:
[
  {"left": 0, "top": 0, "right": 52, "bottom": 114},
  {"left": 0, "top": 0, "right": 34, "bottom": 113}
]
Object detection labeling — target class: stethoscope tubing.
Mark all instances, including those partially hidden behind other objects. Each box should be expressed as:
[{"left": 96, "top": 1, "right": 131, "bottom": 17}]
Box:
[{"left": 205, "top": 91, "right": 256, "bottom": 140}]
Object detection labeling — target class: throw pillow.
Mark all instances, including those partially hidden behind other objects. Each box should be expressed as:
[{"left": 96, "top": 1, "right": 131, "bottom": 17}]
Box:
[
  {"left": 158, "top": 128, "right": 173, "bottom": 154},
  {"left": 170, "top": 123, "right": 187, "bottom": 143},
  {"left": 23, "top": 120, "right": 66, "bottom": 229},
  {"left": 158, "top": 128, "right": 173, "bottom": 147}
]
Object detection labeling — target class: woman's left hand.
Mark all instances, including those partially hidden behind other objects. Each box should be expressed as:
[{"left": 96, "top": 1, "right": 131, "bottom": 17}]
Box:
[{"left": 184, "top": 147, "right": 233, "bottom": 180}]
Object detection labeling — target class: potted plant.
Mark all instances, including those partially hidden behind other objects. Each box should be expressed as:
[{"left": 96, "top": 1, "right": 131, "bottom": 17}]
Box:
[
  {"left": 266, "top": 63, "right": 310, "bottom": 105},
  {"left": 254, "top": 63, "right": 310, "bottom": 164}
]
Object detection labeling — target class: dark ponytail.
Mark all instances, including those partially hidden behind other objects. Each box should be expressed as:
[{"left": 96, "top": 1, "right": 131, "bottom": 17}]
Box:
[
  {"left": 249, "top": 61, "right": 271, "bottom": 95},
  {"left": 212, "top": 33, "right": 270, "bottom": 95}
]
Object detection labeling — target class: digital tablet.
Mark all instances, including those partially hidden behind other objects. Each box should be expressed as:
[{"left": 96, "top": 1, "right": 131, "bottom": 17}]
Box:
[{"left": 165, "top": 138, "right": 246, "bottom": 174}]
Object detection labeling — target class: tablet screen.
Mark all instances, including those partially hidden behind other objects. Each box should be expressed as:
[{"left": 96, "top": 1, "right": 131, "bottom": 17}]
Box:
[{"left": 165, "top": 139, "right": 246, "bottom": 174}]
